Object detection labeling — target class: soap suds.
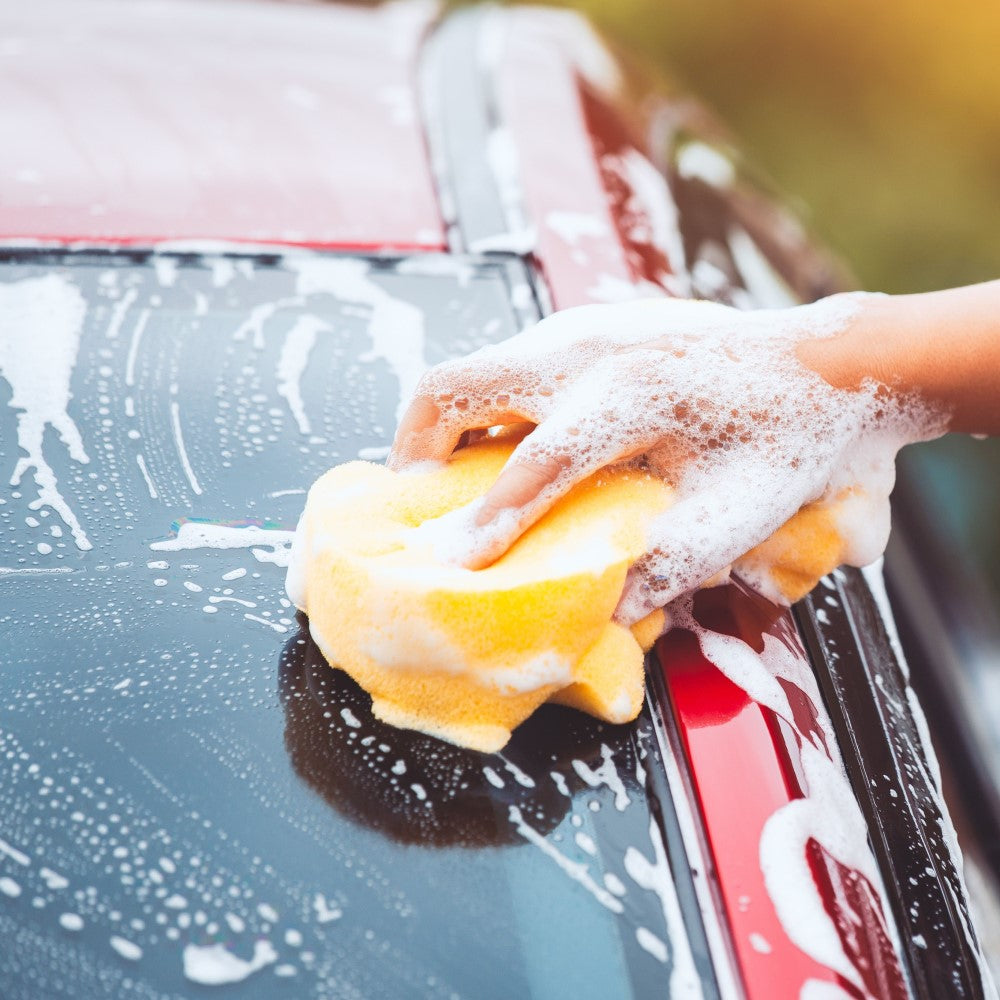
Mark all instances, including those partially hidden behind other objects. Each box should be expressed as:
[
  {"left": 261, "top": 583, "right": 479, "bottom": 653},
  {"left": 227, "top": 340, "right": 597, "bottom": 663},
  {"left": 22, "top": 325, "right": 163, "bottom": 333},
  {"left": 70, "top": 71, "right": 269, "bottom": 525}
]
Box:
[
  {"left": 290, "top": 258, "right": 427, "bottom": 424},
  {"left": 109, "top": 935, "right": 142, "bottom": 961},
  {"left": 400, "top": 296, "right": 943, "bottom": 618},
  {"left": 169, "top": 400, "right": 202, "bottom": 496},
  {"left": 151, "top": 522, "right": 295, "bottom": 564},
  {"left": 572, "top": 744, "right": 630, "bottom": 812},
  {"left": 508, "top": 805, "right": 623, "bottom": 914},
  {"left": 0, "top": 274, "right": 92, "bottom": 550},
  {"left": 182, "top": 940, "right": 277, "bottom": 985},
  {"left": 277, "top": 314, "right": 328, "bottom": 435}
]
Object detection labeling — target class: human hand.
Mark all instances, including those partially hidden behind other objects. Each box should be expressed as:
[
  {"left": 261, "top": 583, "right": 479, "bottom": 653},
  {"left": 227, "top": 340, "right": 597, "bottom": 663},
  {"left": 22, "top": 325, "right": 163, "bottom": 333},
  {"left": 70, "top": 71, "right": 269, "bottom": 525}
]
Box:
[{"left": 389, "top": 297, "right": 940, "bottom": 622}]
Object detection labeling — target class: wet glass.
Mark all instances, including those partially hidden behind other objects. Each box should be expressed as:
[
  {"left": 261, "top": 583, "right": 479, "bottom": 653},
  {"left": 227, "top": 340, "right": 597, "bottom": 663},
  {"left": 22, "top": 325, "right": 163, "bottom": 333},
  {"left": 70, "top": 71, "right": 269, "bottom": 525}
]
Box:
[{"left": 0, "top": 252, "right": 713, "bottom": 999}]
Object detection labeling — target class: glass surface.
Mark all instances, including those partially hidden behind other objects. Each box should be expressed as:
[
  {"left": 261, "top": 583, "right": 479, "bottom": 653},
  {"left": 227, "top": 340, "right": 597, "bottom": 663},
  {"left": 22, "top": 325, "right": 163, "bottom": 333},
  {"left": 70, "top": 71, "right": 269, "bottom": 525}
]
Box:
[{"left": 0, "top": 252, "right": 710, "bottom": 998}]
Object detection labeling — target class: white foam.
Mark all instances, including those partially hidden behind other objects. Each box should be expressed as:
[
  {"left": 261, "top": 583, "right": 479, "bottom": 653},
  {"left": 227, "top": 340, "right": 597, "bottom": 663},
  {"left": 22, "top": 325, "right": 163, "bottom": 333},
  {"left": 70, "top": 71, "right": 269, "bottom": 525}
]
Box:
[
  {"left": 676, "top": 142, "right": 737, "bottom": 188},
  {"left": 59, "top": 912, "right": 84, "bottom": 931},
  {"left": 0, "top": 274, "right": 92, "bottom": 549},
  {"left": 104, "top": 287, "right": 137, "bottom": 340},
  {"left": 676, "top": 593, "right": 893, "bottom": 989},
  {"left": 636, "top": 926, "right": 668, "bottom": 963},
  {"left": 508, "top": 805, "right": 623, "bottom": 914},
  {"left": 182, "top": 940, "right": 277, "bottom": 986},
  {"left": 0, "top": 876, "right": 21, "bottom": 897},
  {"left": 289, "top": 258, "right": 426, "bottom": 424},
  {"left": 277, "top": 314, "right": 327, "bottom": 435},
  {"left": 109, "top": 935, "right": 142, "bottom": 961},
  {"left": 312, "top": 893, "right": 342, "bottom": 923},
  {"left": 572, "top": 744, "right": 630, "bottom": 811},
  {"left": 136, "top": 453, "right": 159, "bottom": 499},
  {"left": 624, "top": 818, "right": 701, "bottom": 997},
  {"left": 0, "top": 836, "right": 30, "bottom": 866},
  {"left": 169, "top": 400, "right": 202, "bottom": 496},
  {"left": 151, "top": 523, "right": 295, "bottom": 562},
  {"left": 545, "top": 211, "right": 610, "bottom": 245}
]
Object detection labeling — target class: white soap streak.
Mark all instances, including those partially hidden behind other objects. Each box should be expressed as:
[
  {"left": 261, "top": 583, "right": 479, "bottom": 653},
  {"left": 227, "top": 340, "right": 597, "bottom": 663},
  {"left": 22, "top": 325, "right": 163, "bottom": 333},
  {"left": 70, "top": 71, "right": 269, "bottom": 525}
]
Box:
[
  {"left": 357, "top": 445, "right": 391, "bottom": 462},
  {"left": 150, "top": 523, "right": 296, "bottom": 561},
  {"left": 267, "top": 488, "right": 306, "bottom": 498},
  {"left": 0, "top": 274, "right": 92, "bottom": 549},
  {"left": 39, "top": 867, "right": 68, "bottom": 890},
  {"left": 508, "top": 805, "right": 623, "bottom": 914},
  {"left": 616, "top": 148, "right": 689, "bottom": 295},
  {"left": 59, "top": 912, "right": 84, "bottom": 931},
  {"left": 550, "top": 771, "right": 571, "bottom": 797},
  {"left": 211, "top": 258, "right": 236, "bottom": 288},
  {"left": 153, "top": 256, "right": 179, "bottom": 288},
  {"left": 546, "top": 211, "right": 610, "bottom": 244},
  {"left": 624, "top": 818, "right": 701, "bottom": 998},
  {"left": 339, "top": 707, "right": 362, "bottom": 728},
  {"left": 636, "top": 926, "right": 668, "bottom": 963},
  {"left": 109, "top": 935, "right": 142, "bottom": 961},
  {"left": 169, "top": 400, "right": 202, "bottom": 496},
  {"left": 105, "top": 287, "right": 138, "bottom": 340},
  {"left": 210, "top": 596, "right": 256, "bottom": 608},
  {"left": 276, "top": 315, "right": 328, "bottom": 435},
  {"left": 0, "top": 876, "right": 21, "bottom": 897},
  {"left": 182, "top": 940, "right": 277, "bottom": 986},
  {"left": 676, "top": 142, "right": 736, "bottom": 188},
  {"left": 313, "top": 893, "right": 342, "bottom": 923},
  {"left": 0, "top": 835, "right": 31, "bottom": 867},
  {"left": 482, "top": 766, "right": 505, "bottom": 789},
  {"left": 136, "top": 453, "right": 158, "bottom": 499},
  {"left": 233, "top": 297, "right": 299, "bottom": 349},
  {"left": 860, "top": 558, "right": 909, "bottom": 679},
  {"left": 727, "top": 227, "right": 796, "bottom": 309},
  {"left": 290, "top": 257, "right": 426, "bottom": 424},
  {"left": 0, "top": 567, "right": 74, "bottom": 577},
  {"left": 678, "top": 596, "right": 889, "bottom": 991},
  {"left": 498, "top": 756, "right": 536, "bottom": 789},
  {"left": 244, "top": 613, "right": 288, "bottom": 634},
  {"left": 124, "top": 308, "right": 150, "bottom": 386},
  {"left": 572, "top": 744, "right": 630, "bottom": 811},
  {"left": 221, "top": 568, "right": 247, "bottom": 581}
]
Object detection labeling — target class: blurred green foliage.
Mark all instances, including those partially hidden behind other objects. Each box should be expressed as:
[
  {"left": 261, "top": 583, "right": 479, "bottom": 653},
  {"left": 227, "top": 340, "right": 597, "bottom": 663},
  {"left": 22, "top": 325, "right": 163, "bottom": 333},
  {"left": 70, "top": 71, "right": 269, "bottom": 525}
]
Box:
[{"left": 482, "top": 0, "right": 1000, "bottom": 294}]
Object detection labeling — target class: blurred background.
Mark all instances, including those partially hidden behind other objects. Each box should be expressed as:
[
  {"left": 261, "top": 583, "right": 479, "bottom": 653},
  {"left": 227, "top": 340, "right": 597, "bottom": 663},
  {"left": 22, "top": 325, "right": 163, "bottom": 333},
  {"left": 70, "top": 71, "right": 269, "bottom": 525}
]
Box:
[{"left": 487, "top": 0, "right": 1000, "bottom": 295}]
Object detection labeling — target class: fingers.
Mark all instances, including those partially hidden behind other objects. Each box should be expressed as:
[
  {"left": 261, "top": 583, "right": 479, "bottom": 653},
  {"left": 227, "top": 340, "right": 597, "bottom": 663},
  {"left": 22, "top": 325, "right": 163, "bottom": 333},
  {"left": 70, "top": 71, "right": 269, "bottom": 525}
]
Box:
[
  {"left": 451, "top": 369, "right": 666, "bottom": 569},
  {"left": 614, "top": 473, "right": 812, "bottom": 624},
  {"left": 388, "top": 349, "right": 549, "bottom": 469}
]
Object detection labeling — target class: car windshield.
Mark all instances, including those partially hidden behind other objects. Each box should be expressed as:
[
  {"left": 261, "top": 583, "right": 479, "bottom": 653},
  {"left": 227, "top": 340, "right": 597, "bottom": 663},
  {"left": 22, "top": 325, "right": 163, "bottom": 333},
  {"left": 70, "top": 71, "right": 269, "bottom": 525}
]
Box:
[{"left": 0, "top": 250, "right": 714, "bottom": 999}]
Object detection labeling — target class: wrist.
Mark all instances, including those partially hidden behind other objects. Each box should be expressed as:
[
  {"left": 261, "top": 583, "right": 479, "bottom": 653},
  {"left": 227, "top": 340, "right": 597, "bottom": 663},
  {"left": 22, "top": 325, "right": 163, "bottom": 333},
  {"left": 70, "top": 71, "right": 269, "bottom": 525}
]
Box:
[{"left": 794, "top": 291, "right": 899, "bottom": 393}]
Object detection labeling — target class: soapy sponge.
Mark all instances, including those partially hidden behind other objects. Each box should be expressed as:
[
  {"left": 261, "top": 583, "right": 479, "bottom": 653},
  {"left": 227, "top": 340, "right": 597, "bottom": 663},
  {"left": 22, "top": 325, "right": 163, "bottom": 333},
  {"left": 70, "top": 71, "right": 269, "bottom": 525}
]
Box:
[
  {"left": 286, "top": 432, "right": 669, "bottom": 752},
  {"left": 287, "top": 433, "right": 849, "bottom": 752}
]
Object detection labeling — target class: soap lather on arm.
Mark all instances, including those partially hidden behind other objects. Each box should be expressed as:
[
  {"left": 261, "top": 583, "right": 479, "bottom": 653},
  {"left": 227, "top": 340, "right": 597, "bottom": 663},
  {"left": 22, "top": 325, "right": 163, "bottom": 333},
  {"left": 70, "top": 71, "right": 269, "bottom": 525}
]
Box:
[{"left": 390, "top": 283, "right": 1000, "bottom": 619}]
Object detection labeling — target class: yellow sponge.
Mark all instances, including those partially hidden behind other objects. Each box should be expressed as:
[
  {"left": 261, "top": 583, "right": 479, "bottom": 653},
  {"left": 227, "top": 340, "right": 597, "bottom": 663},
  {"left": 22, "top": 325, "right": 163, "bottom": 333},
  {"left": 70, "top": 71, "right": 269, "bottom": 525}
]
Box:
[
  {"left": 288, "top": 434, "right": 851, "bottom": 752},
  {"left": 288, "top": 432, "right": 669, "bottom": 752}
]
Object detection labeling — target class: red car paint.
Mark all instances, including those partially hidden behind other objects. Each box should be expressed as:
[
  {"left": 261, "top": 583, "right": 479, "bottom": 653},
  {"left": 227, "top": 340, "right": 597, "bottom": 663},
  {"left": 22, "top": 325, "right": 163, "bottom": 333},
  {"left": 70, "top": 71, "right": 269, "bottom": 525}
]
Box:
[
  {"left": 658, "top": 585, "right": 907, "bottom": 999},
  {"left": 0, "top": 0, "right": 445, "bottom": 250}
]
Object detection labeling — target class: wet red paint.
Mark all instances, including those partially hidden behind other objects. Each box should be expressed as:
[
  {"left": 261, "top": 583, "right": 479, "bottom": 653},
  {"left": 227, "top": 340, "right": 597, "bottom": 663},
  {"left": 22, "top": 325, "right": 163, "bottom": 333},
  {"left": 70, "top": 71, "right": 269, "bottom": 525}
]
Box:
[
  {"left": 0, "top": 0, "right": 445, "bottom": 249},
  {"left": 657, "top": 583, "right": 906, "bottom": 999}
]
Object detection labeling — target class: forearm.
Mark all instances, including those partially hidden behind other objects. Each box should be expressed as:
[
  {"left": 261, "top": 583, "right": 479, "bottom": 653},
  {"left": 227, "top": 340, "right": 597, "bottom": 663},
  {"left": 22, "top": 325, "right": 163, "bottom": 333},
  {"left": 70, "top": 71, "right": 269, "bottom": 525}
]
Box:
[{"left": 798, "top": 281, "right": 1000, "bottom": 434}]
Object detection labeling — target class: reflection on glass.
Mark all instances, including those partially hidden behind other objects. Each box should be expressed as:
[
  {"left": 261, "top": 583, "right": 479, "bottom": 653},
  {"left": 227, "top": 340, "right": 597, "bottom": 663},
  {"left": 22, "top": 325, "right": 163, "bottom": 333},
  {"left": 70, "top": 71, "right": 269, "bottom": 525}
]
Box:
[{"left": 279, "top": 620, "right": 623, "bottom": 848}]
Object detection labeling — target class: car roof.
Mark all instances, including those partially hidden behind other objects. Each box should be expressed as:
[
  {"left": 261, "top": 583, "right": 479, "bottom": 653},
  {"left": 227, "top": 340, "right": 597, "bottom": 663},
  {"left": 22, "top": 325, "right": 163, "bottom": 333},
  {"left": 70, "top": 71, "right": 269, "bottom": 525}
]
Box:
[{"left": 0, "top": 0, "right": 445, "bottom": 250}]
